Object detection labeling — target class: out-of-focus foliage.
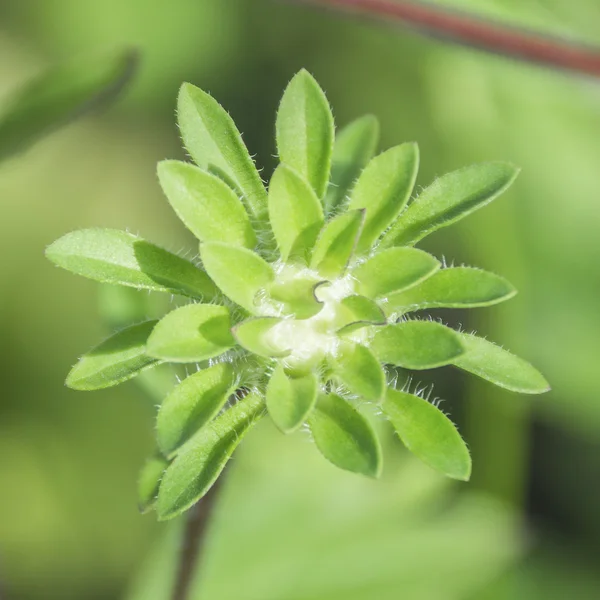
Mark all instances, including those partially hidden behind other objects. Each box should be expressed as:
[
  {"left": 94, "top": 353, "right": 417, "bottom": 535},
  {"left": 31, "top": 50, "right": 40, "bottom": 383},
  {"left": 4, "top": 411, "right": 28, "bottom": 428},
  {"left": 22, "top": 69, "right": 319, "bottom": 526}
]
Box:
[{"left": 1, "top": 0, "right": 600, "bottom": 598}]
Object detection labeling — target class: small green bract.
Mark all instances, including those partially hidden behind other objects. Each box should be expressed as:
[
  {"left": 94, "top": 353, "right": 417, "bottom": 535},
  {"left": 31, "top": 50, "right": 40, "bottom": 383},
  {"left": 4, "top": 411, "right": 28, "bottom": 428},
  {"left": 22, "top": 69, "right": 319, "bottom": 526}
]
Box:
[{"left": 46, "top": 69, "right": 549, "bottom": 521}]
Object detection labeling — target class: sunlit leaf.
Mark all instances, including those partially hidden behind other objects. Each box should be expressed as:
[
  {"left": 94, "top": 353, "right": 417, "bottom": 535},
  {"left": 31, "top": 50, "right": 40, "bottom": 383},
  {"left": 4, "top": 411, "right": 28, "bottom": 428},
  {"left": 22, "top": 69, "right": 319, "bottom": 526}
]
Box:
[
  {"left": 310, "top": 209, "right": 364, "bottom": 279},
  {"left": 324, "top": 114, "right": 379, "bottom": 212},
  {"left": 157, "top": 392, "right": 265, "bottom": 520},
  {"left": 232, "top": 318, "right": 289, "bottom": 358},
  {"left": 348, "top": 142, "right": 419, "bottom": 254},
  {"left": 351, "top": 247, "right": 440, "bottom": 299},
  {"left": 268, "top": 164, "right": 324, "bottom": 262},
  {"left": 454, "top": 333, "right": 550, "bottom": 394},
  {"left": 269, "top": 276, "right": 323, "bottom": 320},
  {"left": 385, "top": 267, "right": 517, "bottom": 315},
  {"left": 157, "top": 363, "right": 237, "bottom": 457},
  {"left": 383, "top": 388, "right": 471, "bottom": 481},
  {"left": 266, "top": 364, "right": 318, "bottom": 433},
  {"left": 380, "top": 162, "right": 519, "bottom": 247},
  {"left": 200, "top": 242, "right": 274, "bottom": 313},
  {"left": 147, "top": 304, "right": 233, "bottom": 363},
  {"left": 66, "top": 320, "right": 159, "bottom": 390},
  {"left": 276, "top": 69, "right": 334, "bottom": 198},
  {"left": 138, "top": 454, "right": 169, "bottom": 514},
  {"left": 331, "top": 342, "right": 385, "bottom": 402},
  {"left": 46, "top": 229, "right": 217, "bottom": 300},
  {"left": 157, "top": 160, "right": 256, "bottom": 248},
  {"left": 371, "top": 321, "right": 465, "bottom": 369},
  {"left": 177, "top": 83, "right": 267, "bottom": 219},
  {"left": 0, "top": 49, "right": 138, "bottom": 162},
  {"left": 309, "top": 393, "right": 382, "bottom": 477}
]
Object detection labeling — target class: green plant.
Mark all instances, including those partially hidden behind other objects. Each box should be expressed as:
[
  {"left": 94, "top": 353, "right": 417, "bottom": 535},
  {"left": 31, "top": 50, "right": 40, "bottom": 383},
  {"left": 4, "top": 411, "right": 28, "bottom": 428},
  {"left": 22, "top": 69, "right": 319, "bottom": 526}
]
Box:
[{"left": 46, "top": 69, "right": 549, "bottom": 522}]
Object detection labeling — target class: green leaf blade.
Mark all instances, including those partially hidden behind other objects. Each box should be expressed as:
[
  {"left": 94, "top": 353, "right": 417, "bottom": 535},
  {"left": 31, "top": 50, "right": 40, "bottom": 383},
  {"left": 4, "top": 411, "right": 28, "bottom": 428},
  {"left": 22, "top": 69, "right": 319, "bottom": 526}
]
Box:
[
  {"left": 348, "top": 142, "right": 419, "bottom": 254},
  {"left": 232, "top": 317, "right": 289, "bottom": 358},
  {"left": 138, "top": 454, "right": 169, "bottom": 514},
  {"left": 324, "top": 114, "right": 379, "bottom": 212},
  {"left": 157, "top": 363, "right": 237, "bottom": 457},
  {"left": 454, "top": 333, "right": 550, "bottom": 394},
  {"left": 200, "top": 242, "right": 274, "bottom": 313},
  {"left": 352, "top": 247, "right": 440, "bottom": 299},
  {"left": 147, "top": 304, "right": 234, "bottom": 363},
  {"left": 157, "top": 160, "right": 256, "bottom": 248},
  {"left": 156, "top": 392, "right": 265, "bottom": 520},
  {"left": 276, "top": 69, "right": 334, "bottom": 198},
  {"left": 385, "top": 267, "right": 517, "bottom": 316},
  {"left": 46, "top": 229, "right": 218, "bottom": 300},
  {"left": 266, "top": 364, "right": 318, "bottom": 433},
  {"left": 309, "top": 393, "right": 382, "bottom": 478},
  {"left": 336, "top": 294, "right": 386, "bottom": 334},
  {"left": 66, "top": 320, "right": 159, "bottom": 390},
  {"left": 268, "top": 164, "right": 324, "bottom": 262},
  {"left": 383, "top": 388, "right": 471, "bottom": 481},
  {"left": 371, "top": 321, "right": 465, "bottom": 370},
  {"left": 381, "top": 162, "right": 520, "bottom": 247},
  {"left": 332, "top": 342, "right": 385, "bottom": 402}
]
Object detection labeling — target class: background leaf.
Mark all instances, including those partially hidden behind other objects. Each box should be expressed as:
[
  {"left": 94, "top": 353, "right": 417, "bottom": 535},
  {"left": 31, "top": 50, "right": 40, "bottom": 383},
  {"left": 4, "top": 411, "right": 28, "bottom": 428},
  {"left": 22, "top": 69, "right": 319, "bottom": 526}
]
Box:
[
  {"left": 66, "top": 320, "right": 159, "bottom": 390},
  {"left": 46, "top": 228, "right": 217, "bottom": 299},
  {"left": 137, "top": 454, "right": 169, "bottom": 514},
  {"left": 383, "top": 388, "right": 471, "bottom": 481},
  {"left": 276, "top": 69, "right": 334, "bottom": 198}
]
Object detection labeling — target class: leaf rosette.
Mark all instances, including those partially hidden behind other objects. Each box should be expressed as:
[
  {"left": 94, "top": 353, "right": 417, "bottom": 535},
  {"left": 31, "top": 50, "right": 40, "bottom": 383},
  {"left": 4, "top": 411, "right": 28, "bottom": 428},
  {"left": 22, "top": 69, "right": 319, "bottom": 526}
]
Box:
[{"left": 46, "top": 69, "right": 549, "bottom": 520}]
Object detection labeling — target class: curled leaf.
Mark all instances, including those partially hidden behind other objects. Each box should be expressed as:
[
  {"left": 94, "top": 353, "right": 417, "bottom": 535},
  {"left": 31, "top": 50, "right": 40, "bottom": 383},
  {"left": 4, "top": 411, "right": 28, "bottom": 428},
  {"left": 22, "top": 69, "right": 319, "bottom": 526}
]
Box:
[{"left": 232, "top": 317, "right": 290, "bottom": 358}]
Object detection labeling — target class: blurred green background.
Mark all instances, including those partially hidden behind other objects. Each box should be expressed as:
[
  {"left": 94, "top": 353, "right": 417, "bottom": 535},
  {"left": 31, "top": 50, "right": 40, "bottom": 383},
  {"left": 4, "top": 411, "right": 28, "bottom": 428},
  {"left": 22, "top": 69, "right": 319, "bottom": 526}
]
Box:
[{"left": 1, "top": 1, "right": 600, "bottom": 598}]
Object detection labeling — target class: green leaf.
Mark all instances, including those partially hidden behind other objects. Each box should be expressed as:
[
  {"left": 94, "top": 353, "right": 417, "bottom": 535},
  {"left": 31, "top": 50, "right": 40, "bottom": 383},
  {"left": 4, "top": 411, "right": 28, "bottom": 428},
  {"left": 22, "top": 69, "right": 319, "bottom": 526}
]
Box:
[
  {"left": 309, "top": 393, "right": 382, "bottom": 478},
  {"left": 324, "top": 115, "right": 380, "bottom": 212},
  {"left": 454, "top": 333, "right": 550, "bottom": 394},
  {"left": 371, "top": 321, "right": 465, "bottom": 369},
  {"left": 268, "top": 164, "right": 324, "bottom": 262},
  {"left": 310, "top": 209, "right": 365, "bottom": 279},
  {"left": 336, "top": 295, "right": 386, "bottom": 333},
  {"left": 0, "top": 49, "right": 138, "bottom": 162},
  {"left": 157, "top": 392, "right": 265, "bottom": 520},
  {"left": 66, "top": 320, "right": 159, "bottom": 390},
  {"left": 384, "top": 267, "right": 517, "bottom": 316},
  {"left": 46, "top": 229, "right": 217, "bottom": 300},
  {"left": 157, "top": 363, "right": 237, "bottom": 457},
  {"left": 232, "top": 317, "right": 290, "bottom": 358},
  {"left": 380, "top": 162, "right": 520, "bottom": 247},
  {"left": 383, "top": 388, "right": 471, "bottom": 481},
  {"left": 331, "top": 342, "right": 385, "bottom": 402},
  {"left": 266, "top": 364, "right": 319, "bottom": 433},
  {"left": 177, "top": 83, "right": 267, "bottom": 219},
  {"left": 147, "top": 304, "right": 233, "bottom": 363},
  {"left": 348, "top": 143, "right": 419, "bottom": 254},
  {"left": 157, "top": 160, "right": 256, "bottom": 248},
  {"left": 351, "top": 247, "right": 440, "bottom": 299},
  {"left": 276, "top": 69, "right": 334, "bottom": 198},
  {"left": 269, "top": 276, "right": 323, "bottom": 320},
  {"left": 138, "top": 454, "right": 169, "bottom": 514},
  {"left": 200, "top": 242, "right": 274, "bottom": 313}
]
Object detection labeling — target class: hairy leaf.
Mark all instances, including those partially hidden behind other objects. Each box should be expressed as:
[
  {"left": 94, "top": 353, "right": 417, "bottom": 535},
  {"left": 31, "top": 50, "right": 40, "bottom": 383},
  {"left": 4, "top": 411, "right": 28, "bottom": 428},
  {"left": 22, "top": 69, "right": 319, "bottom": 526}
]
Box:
[
  {"left": 309, "top": 393, "right": 382, "bottom": 477},
  {"left": 331, "top": 342, "right": 385, "bottom": 402},
  {"left": 138, "top": 454, "right": 169, "bottom": 514},
  {"left": 324, "top": 114, "right": 379, "bottom": 212},
  {"left": 232, "top": 317, "right": 290, "bottom": 358},
  {"left": 276, "top": 69, "right": 334, "bottom": 198},
  {"left": 67, "top": 320, "right": 159, "bottom": 390},
  {"left": 336, "top": 295, "right": 386, "bottom": 333},
  {"left": 269, "top": 276, "right": 323, "bottom": 320},
  {"left": 157, "top": 363, "right": 237, "bottom": 457},
  {"left": 157, "top": 392, "right": 265, "bottom": 520},
  {"left": 46, "top": 229, "right": 217, "bottom": 300},
  {"left": 310, "top": 209, "right": 365, "bottom": 279},
  {"left": 0, "top": 49, "right": 137, "bottom": 162},
  {"left": 147, "top": 304, "right": 233, "bottom": 363},
  {"left": 385, "top": 267, "right": 517, "bottom": 315},
  {"left": 157, "top": 160, "right": 256, "bottom": 248},
  {"left": 352, "top": 247, "right": 440, "bottom": 299},
  {"left": 454, "top": 333, "right": 550, "bottom": 394},
  {"left": 381, "top": 162, "right": 519, "bottom": 247},
  {"left": 266, "top": 364, "right": 318, "bottom": 433},
  {"left": 348, "top": 143, "right": 419, "bottom": 253},
  {"left": 383, "top": 388, "right": 471, "bottom": 481},
  {"left": 371, "top": 321, "right": 465, "bottom": 369},
  {"left": 200, "top": 242, "right": 274, "bottom": 313},
  {"left": 268, "top": 164, "right": 324, "bottom": 262}
]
